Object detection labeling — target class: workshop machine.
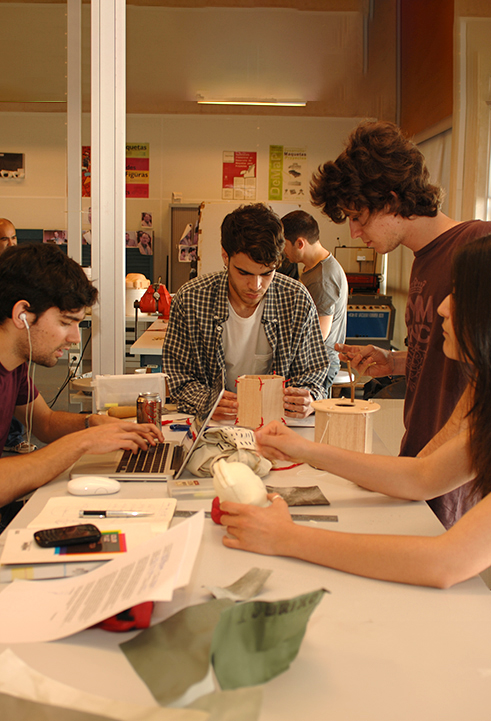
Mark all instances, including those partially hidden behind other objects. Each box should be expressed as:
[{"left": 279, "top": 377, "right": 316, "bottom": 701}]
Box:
[{"left": 334, "top": 246, "right": 396, "bottom": 350}]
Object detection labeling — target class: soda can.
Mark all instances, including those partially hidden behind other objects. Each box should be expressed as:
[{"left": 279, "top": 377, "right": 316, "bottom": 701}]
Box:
[{"left": 137, "top": 392, "right": 162, "bottom": 430}]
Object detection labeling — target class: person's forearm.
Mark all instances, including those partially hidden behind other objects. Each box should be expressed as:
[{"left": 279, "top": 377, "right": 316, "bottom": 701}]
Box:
[
  {"left": 279, "top": 523, "right": 456, "bottom": 588},
  {"left": 291, "top": 434, "right": 469, "bottom": 501},
  {"left": 303, "top": 440, "right": 428, "bottom": 498},
  {"left": 0, "top": 430, "right": 95, "bottom": 506},
  {"left": 32, "top": 410, "right": 88, "bottom": 443}
]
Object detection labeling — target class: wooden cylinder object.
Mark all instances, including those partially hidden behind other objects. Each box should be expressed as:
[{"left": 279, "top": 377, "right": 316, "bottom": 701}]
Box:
[
  {"left": 236, "top": 375, "right": 285, "bottom": 429},
  {"left": 311, "top": 398, "right": 380, "bottom": 453}
]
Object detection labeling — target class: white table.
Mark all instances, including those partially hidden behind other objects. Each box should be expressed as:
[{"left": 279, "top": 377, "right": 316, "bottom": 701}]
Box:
[
  {"left": 129, "top": 320, "right": 168, "bottom": 357},
  {"left": 1, "top": 401, "right": 491, "bottom": 720}
]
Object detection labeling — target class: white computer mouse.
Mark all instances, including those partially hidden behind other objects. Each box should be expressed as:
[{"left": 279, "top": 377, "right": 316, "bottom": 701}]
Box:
[{"left": 67, "top": 476, "right": 121, "bottom": 496}]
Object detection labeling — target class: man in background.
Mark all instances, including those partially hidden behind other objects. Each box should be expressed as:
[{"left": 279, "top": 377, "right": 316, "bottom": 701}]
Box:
[
  {"left": 163, "top": 203, "right": 329, "bottom": 421},
  {"left": 0, "top": 218, "right": 16, "bottom": 254},
  {"left": 310, "top": 119, "right": 491, "bottom": 528},
  {"left": 0, "top": 217, "right": 34, "bottom": 454},
  {"left": 282, "top": 210, "right": 348, "bottom": 391}
]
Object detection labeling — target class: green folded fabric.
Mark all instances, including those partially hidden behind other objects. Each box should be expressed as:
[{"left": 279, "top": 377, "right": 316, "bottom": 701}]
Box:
[
  {"left": 120, "top": 598, "right": 233, "bottom": 706},
  {"left": 210, "top": 589, "right": 326, "bottom": 689}
]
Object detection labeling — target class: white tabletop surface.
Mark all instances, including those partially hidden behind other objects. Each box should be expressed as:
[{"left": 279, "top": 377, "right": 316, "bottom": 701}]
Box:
[
  {"left": 1, "top": 400, "right": 491, "bottom": 720},
  {"left": 129, "top": 321, "right": 167, "bottom": 356}
]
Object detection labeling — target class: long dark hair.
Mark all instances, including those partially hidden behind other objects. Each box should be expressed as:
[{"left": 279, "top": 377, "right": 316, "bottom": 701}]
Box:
[{"left": 452, "top": 235, "right": 491, "bottom": 498}]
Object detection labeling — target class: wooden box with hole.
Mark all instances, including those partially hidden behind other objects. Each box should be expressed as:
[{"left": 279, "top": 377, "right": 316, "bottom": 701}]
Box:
[{"left": 311, "top": 398, "right": 380, "bottom": 453}]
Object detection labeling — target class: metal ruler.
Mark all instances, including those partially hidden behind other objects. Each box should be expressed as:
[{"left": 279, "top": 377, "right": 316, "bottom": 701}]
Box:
[{"left": 173, "top": 510, "right": 338, "bottom": 522}]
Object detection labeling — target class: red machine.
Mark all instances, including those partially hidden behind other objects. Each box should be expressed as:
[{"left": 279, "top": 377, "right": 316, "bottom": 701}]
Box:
[{"left": 135, "top": 277, "right": 172, "bottom": 319}]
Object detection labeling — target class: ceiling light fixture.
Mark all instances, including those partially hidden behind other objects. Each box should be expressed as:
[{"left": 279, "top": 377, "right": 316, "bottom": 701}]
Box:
[{"left": 196, "top": 96, "right": 306, "bottom": 108}]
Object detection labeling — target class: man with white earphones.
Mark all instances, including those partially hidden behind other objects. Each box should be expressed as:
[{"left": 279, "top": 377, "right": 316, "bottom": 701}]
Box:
[{"left": 0, "top": 243, "right": 163, "bottom": 531}]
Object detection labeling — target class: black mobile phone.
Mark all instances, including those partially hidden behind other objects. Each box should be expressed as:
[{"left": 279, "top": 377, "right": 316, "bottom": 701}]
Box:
[{"left": 33, "top": 524, "right": 102, "bottom": 548}]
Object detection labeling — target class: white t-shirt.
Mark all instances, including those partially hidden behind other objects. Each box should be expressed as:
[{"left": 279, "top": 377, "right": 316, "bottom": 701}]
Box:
[{"left": 222, "top": 298, "right": 272, "bottom": 392}]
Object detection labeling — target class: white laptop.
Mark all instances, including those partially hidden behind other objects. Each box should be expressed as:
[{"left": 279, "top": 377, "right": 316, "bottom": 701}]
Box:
[{"left": 70, "top": 384, "right": 224, "bottom": 482}]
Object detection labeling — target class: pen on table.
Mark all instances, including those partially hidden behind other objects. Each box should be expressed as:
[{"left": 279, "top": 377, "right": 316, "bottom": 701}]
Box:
[
  {"left": 169, "top": 423, "right": 193, "bottom": 431},
  {"left": 78, "top": 510, "right": 154, "bottom": 518}
]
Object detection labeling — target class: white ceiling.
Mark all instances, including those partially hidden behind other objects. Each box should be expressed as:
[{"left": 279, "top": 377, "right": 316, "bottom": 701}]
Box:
[{"left": 0, "top": 1, "right": 397, "bottom": 119}]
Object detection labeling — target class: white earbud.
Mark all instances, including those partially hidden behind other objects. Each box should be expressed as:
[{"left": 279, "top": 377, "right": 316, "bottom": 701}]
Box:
[{"left": 19, "top": 312, "right": 29, "bottom": 330}]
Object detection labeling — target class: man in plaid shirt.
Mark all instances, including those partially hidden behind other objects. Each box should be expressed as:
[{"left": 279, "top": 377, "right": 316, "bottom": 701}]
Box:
[{"left": 162, "top": 204, "right": 329, "bottom": 421}]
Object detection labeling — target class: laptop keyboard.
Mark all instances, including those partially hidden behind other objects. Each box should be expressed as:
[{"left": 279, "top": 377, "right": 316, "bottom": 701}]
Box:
[{"left": 116, "top": 443, "right": 172, "bottom": 474}]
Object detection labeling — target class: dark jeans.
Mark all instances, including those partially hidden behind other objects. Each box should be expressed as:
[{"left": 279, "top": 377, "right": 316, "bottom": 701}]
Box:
[
  {"left": 0, "top": 500, "right": 24, "bottom": 534},
  {"left": 6, "top": 417, "right": 24, "bottom": 447},
  {"left": 325, "top": 360, "right": 340, "bottom": 394}
]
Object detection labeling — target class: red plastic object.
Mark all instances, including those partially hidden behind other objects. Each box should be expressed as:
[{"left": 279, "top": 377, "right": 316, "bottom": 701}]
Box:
[
  {"left": 94, "top": 601, "right": 154, "bottom": 632},
  {"left": 211, "top": 496, "right": 224, "bottom": 525}
]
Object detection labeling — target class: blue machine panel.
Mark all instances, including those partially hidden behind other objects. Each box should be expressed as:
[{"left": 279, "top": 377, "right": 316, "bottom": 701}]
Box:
[{"left": 347, "top": 307, "right": 391, "bottom": 340}]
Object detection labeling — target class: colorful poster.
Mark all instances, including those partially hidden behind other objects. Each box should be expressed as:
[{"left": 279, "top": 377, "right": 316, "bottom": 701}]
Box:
[
  {"left": 43, "top": 230, "right": 67, "bottom": 245},
  {"left": 222, "top": 151, "right": 257, "bottom": 200},
  {"left": 268, "top": 145, "right": 283, "bottom": 200},
  {"left": 178, "top": 222, "right": 197, "bottom": 263},
  {"left": 82, "top": 146, "right": 91, "bottom": 197},
  {"left": 268, "top": 146, "right": 307, "bottom": 201},
  {"left": 82, "top": 144, "right": 150, "bottom": 199},
  {"left": 126, "top": 143, "right": 149, "bottom": 198}
]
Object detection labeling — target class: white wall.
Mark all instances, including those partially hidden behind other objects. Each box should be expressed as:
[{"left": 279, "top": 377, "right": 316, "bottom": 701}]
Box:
[
  {"left": 0, "top": 113, "right": 68, "bottom": 228},
  {"left": 0, "top": 111, "right": 362, "bottom": 280}
]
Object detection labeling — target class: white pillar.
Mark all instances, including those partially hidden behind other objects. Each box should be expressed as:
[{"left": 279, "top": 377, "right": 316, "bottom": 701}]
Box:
[
  {"left": 90, "top": 0, "right": 126, "bottom": 375},
  {"left": 66, "top": 0, "right": 82, "bottom": 266}
]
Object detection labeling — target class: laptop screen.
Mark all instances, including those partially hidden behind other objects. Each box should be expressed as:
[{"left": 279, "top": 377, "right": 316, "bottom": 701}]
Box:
[{"left": 180, "top": 371, "right": 225, "bottom": 458}]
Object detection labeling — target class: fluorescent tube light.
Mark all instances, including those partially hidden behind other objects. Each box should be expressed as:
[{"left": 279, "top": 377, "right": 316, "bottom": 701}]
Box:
[{"left": 196, "top": 97, "right": 306, "bottom": 107}]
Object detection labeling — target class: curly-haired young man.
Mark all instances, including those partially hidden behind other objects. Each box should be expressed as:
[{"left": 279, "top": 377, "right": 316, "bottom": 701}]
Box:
[{"left": 311, "top": 120, "right": 491, "bottom": 528}]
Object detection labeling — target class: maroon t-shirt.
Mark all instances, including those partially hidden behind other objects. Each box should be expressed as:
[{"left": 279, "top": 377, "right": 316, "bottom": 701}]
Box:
[
  {"left": 0, "top": 361, "right": 39, "bottom": 453},
  {"left": 401, "top": 220, "right": 491, "bottom": 527}
]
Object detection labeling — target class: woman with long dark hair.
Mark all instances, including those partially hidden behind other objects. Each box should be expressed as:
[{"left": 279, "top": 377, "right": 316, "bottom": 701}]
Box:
[{"left": 218, "top": 235, "right": 491, "bottom": 588}]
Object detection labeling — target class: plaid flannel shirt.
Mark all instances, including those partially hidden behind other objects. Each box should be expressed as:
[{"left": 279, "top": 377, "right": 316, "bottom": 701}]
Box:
[{"left": 162, "top": 271, "right": 329, "bottom": 415}]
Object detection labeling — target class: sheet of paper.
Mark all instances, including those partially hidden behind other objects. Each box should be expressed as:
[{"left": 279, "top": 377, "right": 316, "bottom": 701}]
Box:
[
  {"left": 0, "top": 497, "right": 178, "bottom": 567},
  {"left": 285, "top": 415, "right": 315, "bottom": 427},
  {"left": 0, "top": 560, "right": 105, "bottom": 582},
  {"left": 0, "top": 511, "right": 204, "bottom": 643},
  {"left": 188, "top": 688, "right": 263, "bottom": 721},
  {"left": 0, "top": 649, "right": 208, "bottom": 721},
  {"left": 27, "top": 496, "right": 177, "bottom": 534},
  {"left": 1, "top": 524, "right": 153, "bottom": 564}
]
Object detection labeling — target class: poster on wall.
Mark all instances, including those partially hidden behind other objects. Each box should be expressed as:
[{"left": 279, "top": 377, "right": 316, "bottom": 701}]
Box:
[
  {"left": 43, "top": 230, "right": 67, "bottom": 245},
  {"left": 222, "top": 151, "right": 257, "bottom": 200},
  {"left": 126, "top": 230, "right": 153, "bottom": 255},
  {"left": 141, "top": 212, "right": 153, "bottom": 228},
  {"left": 135, "top": 230, "right": 153, "bottom": 255},
  {"left": 126, "top": 143, "right": 149, "bottom": 198},
  {"left": 82, "top": 146, "right": 91, "bottom": 197},
  {"left": 82, "top": 145, "right": 151, "bottom": 199},
  {"left": 178, "top": 223, "right": 197, "bottom": 262},
  {"left": 268, "top": 146, "right": 307, "bottom": 201}
]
